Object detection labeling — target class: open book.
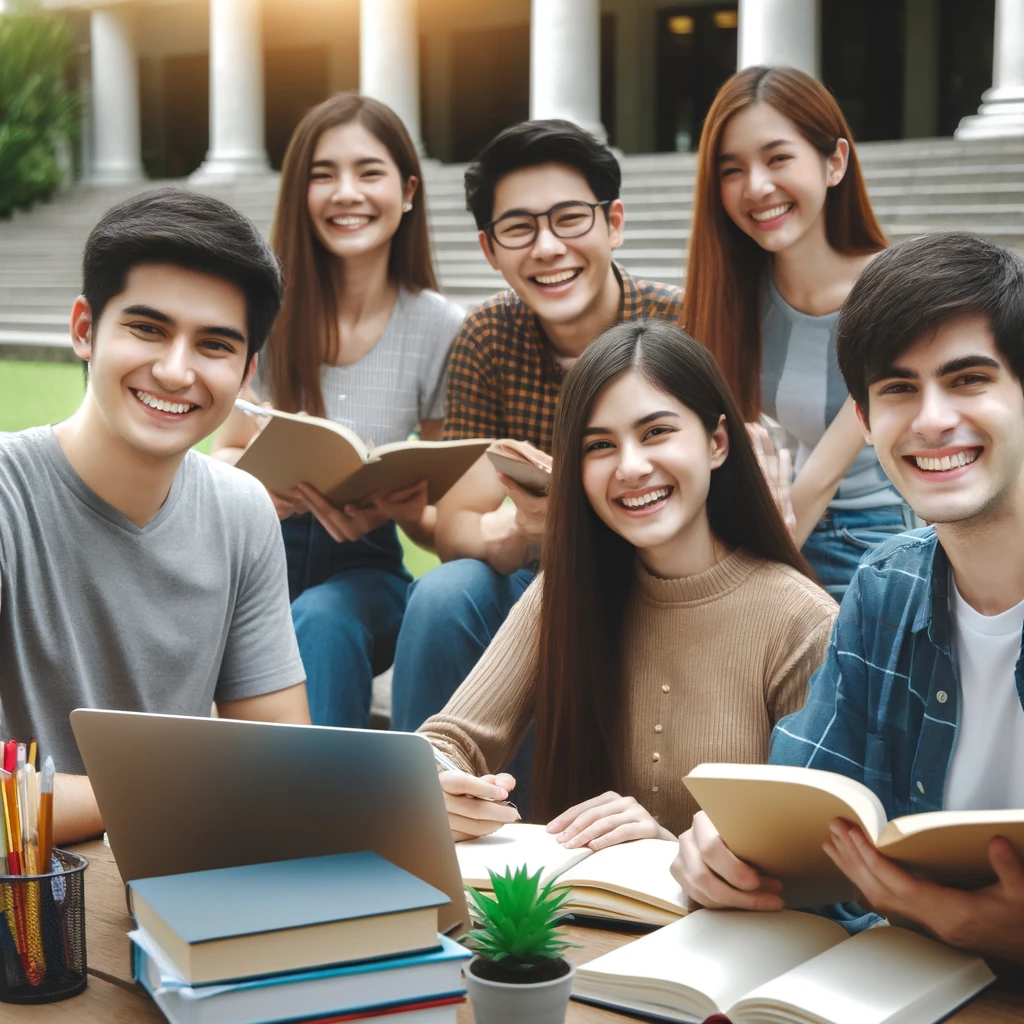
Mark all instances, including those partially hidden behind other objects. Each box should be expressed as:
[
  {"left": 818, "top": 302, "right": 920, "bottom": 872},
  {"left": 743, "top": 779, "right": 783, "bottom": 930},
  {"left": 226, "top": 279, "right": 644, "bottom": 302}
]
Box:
[
  {"left": 684, "top": 763, "right": 1024, "bottom": 907},
  {"left": 455, "top": 823, "right": 686, "bottom": 926},
  {"left": 573, "top": 908, "right": 994, "bottom": 1024},
  {"left": 485, "top": 440, "right": 552, "bottom": 496},
  {"left": 234, "top": 406, "right": 491, "bottom": 508}
]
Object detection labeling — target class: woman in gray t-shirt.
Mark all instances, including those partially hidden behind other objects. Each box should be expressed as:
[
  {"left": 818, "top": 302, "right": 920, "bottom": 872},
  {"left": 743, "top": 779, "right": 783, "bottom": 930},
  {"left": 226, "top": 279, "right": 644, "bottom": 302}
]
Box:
[
  {"left": 214, "top": 95, "right": 463, "bottom": 726},
  {"left": 682, "top": 66, "right": 912, "bottom": 598}
]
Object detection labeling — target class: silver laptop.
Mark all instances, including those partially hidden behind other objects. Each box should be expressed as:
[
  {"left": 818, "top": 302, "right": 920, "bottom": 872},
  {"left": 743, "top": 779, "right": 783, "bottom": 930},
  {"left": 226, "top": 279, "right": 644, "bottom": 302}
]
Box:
[{"left": 70, "top": 709, "right": 468, "bottom": 934}]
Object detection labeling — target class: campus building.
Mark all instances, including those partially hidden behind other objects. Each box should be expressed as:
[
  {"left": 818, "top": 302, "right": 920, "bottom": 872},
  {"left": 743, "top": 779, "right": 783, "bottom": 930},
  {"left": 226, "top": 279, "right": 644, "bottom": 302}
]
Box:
[{"left": 43, "top": 0, "right": 1024, "bottom": 183}]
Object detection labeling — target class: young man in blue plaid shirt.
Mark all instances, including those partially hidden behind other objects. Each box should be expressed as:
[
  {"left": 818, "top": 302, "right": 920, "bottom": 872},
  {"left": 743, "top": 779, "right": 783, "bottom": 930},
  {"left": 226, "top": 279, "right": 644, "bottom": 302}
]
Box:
[{"left": 674, "top": 232, "right": 1024, "bottom": 964}]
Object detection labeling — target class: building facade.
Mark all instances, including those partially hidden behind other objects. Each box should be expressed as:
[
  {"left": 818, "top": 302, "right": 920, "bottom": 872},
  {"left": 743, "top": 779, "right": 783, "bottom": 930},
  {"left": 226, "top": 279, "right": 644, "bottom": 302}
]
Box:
[{"left": 42, "top": 0, "right": 1024, "bottom": 183}]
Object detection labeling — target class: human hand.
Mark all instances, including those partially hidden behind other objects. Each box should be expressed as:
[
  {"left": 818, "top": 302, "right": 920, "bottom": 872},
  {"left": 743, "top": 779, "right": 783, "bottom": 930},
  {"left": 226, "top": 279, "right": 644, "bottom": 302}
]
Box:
[
  {"left": 546, "top": 791, "right": 674, "bottom": 852},
  {"left": 268, "top": 488, "right": 308, "bottom": 520},
  {"left": 824, "top": 820, "right": 1024, "bottom": 962},
  {"left": 670, "top": 810, "right": 785, "bottom": 910},
  {"left": 372, "top": 479, "right": 430, "bottom": 529},
  {"left": 440, "top": 771, "right": 521, "bottom": 842},
  {"left": 747, "top": 423, "right": 796, "bottom": 538},
  {"left": 293, "top": 482, "right": 389, "bottom": 542}
]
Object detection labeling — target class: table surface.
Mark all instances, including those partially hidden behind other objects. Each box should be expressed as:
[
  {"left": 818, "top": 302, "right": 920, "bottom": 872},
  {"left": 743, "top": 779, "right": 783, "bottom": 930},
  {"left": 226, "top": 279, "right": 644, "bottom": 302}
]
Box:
[{"left": 0, "top": 840, "right": 1019, "bottom": 1023}]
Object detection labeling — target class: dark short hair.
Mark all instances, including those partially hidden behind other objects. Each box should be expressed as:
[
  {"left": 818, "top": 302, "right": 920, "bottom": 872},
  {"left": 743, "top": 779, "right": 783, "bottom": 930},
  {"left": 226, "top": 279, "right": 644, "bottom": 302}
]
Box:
[
  {"left": 836, "top": 231, "right": 1024, "bottom": 410},
  {"left": 82, "top": 187, "right": 283, "bottom": 365},
  {"left": 464, "top": 119, "right": 621, "bottom": 230}
]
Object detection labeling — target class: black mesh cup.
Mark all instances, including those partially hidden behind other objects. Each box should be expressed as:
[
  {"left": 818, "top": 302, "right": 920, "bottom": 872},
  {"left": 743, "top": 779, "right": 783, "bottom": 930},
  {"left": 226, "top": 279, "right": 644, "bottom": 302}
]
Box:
[{"left": 0, "top": 849, "right": 88, "bottom": 1003}]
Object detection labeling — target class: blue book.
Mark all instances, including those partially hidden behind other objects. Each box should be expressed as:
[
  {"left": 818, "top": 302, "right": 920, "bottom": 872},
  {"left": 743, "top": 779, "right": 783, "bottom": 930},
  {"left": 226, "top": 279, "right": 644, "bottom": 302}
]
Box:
[
  {"left": 131, "top": 929, "right": 469, "bottom": 1024},
  {"left": 128, "top": 851, "right": 450, "bottom": 985}
]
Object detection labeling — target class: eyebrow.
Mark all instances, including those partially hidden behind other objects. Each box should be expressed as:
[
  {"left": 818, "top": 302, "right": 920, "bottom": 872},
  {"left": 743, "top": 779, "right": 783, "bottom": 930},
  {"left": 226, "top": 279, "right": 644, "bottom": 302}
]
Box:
[
  {"left": 310, "top": 156, "right": 387, "bottom": 169},
  {"left": 582, "top": 410, "right": 680, "bottom": 436},
  {"left": 717, "top": 139, "right": 792, "bottom": 164},
  {"left": 874, "top": 354, "right": 1002, "bottom": 382},
  {"left": 121, "top": 304, "right": 246, "bottom": 344}
]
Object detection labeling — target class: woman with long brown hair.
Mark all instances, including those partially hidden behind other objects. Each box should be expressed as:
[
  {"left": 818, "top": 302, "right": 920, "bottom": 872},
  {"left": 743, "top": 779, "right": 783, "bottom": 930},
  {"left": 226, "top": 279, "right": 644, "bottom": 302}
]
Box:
[
  {"left": 419, "top": 320, "right": 836, "bottom": 847},
  {"left": 214, "top": 94, "right": 464, "bottom": 728},
  {"left": 682, "top": 65, "right": 913, "bottom": 599}
]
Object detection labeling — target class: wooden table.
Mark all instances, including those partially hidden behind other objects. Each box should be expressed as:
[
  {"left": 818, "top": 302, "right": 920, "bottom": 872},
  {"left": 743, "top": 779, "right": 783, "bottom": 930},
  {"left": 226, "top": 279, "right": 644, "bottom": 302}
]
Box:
[{"left": 0, "top": 840, "right": 1020, "bottom": 1023}]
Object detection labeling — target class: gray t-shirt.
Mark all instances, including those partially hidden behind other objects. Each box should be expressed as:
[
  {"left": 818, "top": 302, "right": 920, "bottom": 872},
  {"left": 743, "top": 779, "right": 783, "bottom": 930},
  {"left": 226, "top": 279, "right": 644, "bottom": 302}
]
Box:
[
  {"left": 258, "top": 287, "right": 464, "bottom": 443},
  {"left": 760, "top": 278, "right": 901, "bottom": 510},
  {"left": 0, "top": 427, "right": 305, "bottom": 774}
]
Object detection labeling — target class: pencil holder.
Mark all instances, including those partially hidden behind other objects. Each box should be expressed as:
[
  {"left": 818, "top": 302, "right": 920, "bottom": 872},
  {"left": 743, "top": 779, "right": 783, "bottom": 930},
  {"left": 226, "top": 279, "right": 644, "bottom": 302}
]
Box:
[{"left": 0, "top": 849, "right": 88, "bottom": 1004}]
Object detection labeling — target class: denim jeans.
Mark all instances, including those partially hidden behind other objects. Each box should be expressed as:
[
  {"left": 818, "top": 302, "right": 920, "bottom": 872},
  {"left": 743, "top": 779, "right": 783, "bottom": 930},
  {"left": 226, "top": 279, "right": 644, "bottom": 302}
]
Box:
[
  {"left": 801, "top": 504, "right": 917, "bottom": 601},
  {"left": 282, "top": 514, "right": 411, "bottom": 728},
  {"left": 390, "top": 558, "right": 536, "bottom": 815}
]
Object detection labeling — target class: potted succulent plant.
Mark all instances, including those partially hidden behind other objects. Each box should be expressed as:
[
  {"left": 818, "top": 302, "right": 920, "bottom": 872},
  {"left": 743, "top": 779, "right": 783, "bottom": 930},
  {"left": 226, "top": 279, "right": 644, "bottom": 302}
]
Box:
[{"left": 461, "top": 865, "right": 578, "bottom": 1024}]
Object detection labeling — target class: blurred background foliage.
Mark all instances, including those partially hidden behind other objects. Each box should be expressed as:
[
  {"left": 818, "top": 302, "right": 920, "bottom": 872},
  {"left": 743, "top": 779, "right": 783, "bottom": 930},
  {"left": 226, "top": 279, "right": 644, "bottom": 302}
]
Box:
[{"left": 0, "top": 3, "right": 81, "bottom": 217}]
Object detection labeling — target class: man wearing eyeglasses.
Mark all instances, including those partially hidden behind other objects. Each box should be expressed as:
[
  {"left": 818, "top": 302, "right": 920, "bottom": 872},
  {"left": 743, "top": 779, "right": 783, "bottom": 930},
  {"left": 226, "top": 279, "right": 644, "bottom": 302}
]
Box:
[{"left": 390, "top": 119, "right": 682, "bottom": 756}]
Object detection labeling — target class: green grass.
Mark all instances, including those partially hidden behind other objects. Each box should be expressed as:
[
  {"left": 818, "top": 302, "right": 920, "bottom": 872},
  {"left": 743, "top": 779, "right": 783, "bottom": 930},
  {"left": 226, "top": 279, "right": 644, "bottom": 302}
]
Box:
[{"left": 0, "top": 359, "right": 439, "bottom": 576}]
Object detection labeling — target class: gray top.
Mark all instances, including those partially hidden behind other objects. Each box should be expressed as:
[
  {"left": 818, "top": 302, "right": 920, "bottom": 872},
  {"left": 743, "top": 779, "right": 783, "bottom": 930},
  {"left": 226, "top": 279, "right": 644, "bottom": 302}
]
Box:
[
  {"left": 259, "top": 287, "right": 464, "bottom": 444},
  {"left": 0, "top": 427, "right": 305, "bottom": 774},
  {"left": 760, "top": 277, "right": 901, "bottom": 510}
]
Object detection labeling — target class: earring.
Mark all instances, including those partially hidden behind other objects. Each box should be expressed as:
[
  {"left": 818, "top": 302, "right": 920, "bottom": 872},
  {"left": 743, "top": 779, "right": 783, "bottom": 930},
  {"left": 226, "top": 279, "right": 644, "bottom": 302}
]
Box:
[{"left": 402, "top": 202, "right": 413, "bottom": 212}]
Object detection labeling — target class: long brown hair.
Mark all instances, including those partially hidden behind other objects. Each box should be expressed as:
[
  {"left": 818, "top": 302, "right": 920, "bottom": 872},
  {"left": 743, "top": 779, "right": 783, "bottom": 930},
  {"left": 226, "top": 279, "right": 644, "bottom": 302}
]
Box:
[
  {"left": 266, "top": 93, "right": 438, "bottom": 415},
  {"left": 680, "top": 66, "right": 887, "bottom": 421},
  {"left": 532, "top": 319, "right": 814, "bottom": 820}
]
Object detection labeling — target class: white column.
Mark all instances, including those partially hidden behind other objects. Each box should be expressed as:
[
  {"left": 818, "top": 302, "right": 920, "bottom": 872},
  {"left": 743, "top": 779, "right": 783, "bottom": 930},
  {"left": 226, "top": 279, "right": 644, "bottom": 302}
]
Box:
[
  {"left": 530, "top": 0, "right": 606, "bottom": 141},
  {"left": 956, "top": 0, "right": 1024, "bottom": 139},
  {"left": 360, "top": 0, "right": 425, "bottom": 155},
  {"left": 191, "top": 0, "right": 269, "bottom": 182},
  {"left": 737, "top": 0, "right": 820, "bottom": 77},
  {"left": 90, "top": 7, "right": 144, "bottom": 184}
]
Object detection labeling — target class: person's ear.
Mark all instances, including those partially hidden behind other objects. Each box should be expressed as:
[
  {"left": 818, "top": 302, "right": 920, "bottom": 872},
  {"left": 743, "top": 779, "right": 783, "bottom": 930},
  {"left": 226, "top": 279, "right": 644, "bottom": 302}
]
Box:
[
  {"left": 607, "top": 198, "right": 625, "bottom": 251},
  {"left": 709, "top": 413, "right": 729, "bottom": 469},
  {"left": 241, "top": 351, "right": 259, "bottom": 393},
  {"left": 477, "top": 230, "right": 499, "bottom": 271},
  {"left": 827, "top": 138, "right": 850, "bottom": 188},
  {"left": 402, "top": 174, "right": 419, "bottom": 212},
  {"left": 70, "top": 296, "right": 93, "bottom": 362},
  {"left": 854, "top": 400, "right": 873, "bottom": 445}
]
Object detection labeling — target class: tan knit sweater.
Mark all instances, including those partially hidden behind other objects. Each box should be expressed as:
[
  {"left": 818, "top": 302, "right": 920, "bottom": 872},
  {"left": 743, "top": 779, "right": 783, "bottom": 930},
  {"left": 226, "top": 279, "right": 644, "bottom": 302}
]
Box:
[{"left": 420, "top": 548, "right": 837, "bottom": 836}]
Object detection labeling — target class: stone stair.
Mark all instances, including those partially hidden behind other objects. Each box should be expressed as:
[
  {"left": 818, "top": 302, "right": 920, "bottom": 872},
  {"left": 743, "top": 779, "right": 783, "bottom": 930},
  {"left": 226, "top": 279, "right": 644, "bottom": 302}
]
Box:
[{"left": 3, "top": 136, "right": 1024, "bottom": 362}]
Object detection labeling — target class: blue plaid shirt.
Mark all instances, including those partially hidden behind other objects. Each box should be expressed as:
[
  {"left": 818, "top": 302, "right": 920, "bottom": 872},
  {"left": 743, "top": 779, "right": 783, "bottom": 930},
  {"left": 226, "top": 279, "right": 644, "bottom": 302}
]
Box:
[{"left": 768, "top": 526, "right": 1024, "bottom": 929}]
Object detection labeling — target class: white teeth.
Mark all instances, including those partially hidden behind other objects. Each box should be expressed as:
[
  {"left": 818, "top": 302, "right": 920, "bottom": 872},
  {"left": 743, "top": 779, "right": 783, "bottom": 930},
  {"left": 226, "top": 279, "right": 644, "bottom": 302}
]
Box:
[
  {"left": 330, "top": 216, "right": 371, "bottom": 227},
  {"left": 913, "top": 450, "right": 977, "bottom": 472},
  {"left": 133, "top": 389, "right": 194, "bottom": 415},
  {"left": 751, "top": 203, "right": 793, "bottom": 222},
  {"left": 619, "top": 488, "right": 670, "bottom": 509},
  {"left": 534, "top": 269, "right": 579, "bottom": 285}
]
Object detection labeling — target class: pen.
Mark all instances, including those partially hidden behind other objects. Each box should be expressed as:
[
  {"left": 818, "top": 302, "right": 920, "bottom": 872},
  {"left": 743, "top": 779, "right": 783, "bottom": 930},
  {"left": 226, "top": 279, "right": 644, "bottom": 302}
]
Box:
[
  {"left": 233, "top": 397, "right": 273, "bottom": 418},
  {"left": 431, "top": 746, "right": 518, "bottom": 815}
]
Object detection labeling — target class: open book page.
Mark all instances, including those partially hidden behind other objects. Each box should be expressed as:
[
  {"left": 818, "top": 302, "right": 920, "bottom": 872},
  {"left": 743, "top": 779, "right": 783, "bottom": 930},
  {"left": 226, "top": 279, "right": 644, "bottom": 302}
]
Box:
[
  {"left": 573, "top": 909, "right": 848, "bottom": 1022},
  {"left": 558, "top": 838, "right": 687, "bottom": 919},
  {"left": 455, "top": 824, "right": 592, "bottom": 889},
  {"left": 732, "top": 924, "right": 994, "bottom": 1024},
  {"left": 485, "top": 440, "right": 552, "bottom": 495},
  {"left": 684, "top": 763, "right": 890, "bottom": 908},
  {"left": 878, "top": 809, "right": 1024, "bottom": 887}
]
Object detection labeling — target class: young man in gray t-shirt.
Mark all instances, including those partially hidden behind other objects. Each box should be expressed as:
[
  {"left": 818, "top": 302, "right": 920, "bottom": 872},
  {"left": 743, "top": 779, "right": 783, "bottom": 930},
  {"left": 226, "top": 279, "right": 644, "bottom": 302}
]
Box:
[{"left": 0, "top": 189, "right": 309, "bottom": 845}]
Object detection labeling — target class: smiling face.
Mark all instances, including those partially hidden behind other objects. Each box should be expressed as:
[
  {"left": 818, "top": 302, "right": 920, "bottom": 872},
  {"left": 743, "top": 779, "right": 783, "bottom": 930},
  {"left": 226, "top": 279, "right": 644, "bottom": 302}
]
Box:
[
  {"left": 480, "top": 162, "right": 624, "bottom": 326},
  {"left": 73, "top": 262, "right": 254, "bottom": 461},
  {"left": 306, "top": 120, "right": 416, "bottom": 263},
  {"left": 580, "top": 370, "right": 728, "bottom": 575},
  {"left": 717, "top": 102, "right": 847, "bottom": 255},
  {"left": 860, "top": 314, "right": 1024, "bottom": 525}
]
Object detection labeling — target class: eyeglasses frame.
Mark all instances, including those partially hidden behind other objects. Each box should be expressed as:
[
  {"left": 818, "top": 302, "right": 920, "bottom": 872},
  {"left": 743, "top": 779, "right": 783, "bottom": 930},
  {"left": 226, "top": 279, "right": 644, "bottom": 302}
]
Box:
[{"left": 484, "top": 199, "right": 613, "bottom": 250}]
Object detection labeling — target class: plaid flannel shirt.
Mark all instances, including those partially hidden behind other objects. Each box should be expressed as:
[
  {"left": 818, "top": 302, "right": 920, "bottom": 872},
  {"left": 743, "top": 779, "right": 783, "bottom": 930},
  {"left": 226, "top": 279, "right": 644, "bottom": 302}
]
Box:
[
  {"left": 769, "top": 526, "right": 1024, "bottom": 930},
  {"left": 443, "top": 264, "right": 683, "bottom": 452}
]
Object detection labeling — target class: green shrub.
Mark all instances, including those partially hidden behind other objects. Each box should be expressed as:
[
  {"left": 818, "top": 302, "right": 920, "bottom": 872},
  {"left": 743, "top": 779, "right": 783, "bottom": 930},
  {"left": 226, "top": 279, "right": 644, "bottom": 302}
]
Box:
[{"left": 0, "top": 4, "right": 81, "bottom": 217}]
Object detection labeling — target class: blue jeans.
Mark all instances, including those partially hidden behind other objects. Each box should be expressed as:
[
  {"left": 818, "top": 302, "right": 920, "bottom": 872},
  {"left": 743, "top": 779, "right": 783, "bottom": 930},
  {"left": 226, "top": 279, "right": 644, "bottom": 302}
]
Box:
[
  {"left": 801, "top": 505, "right": 917, "bottom": 601},
  {"left": 282, "top": 514, "right": 411, "bottom": 728}
]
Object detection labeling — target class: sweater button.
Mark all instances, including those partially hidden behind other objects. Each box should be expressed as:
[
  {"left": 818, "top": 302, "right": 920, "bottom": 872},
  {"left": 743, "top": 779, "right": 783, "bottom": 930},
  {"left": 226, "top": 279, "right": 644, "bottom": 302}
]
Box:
[
  {"left": 916, "top": 781, "right": 925, "bottom": 794},
  {"left": 661, "top": 685, "right": 670, "bottom": 693},
  {"left": 936, "top": 691, "right": 948, "bottom": 703},
  {"left": 652, "top": 752, "right": 661, "bottom": 762},
  {"left": 654, "top": 724, "right": 663, "bottom": 733},
  {"left": 652, "top": 785, "right": 659, "bottom": 793}
]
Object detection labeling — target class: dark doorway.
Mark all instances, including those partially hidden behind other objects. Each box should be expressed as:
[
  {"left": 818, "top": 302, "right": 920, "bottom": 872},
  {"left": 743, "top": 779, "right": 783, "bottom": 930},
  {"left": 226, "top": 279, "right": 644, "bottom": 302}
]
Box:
[
  {"left": 162, "top": 52, "right": 209, "bottom": 178},
  {"left": 655, "top": 5, "right": 739, "bottom": 152},
  {"left": 821, "top": 0, "right": 905, "bottom": 142},
  {"left": 265, "top": 46, "right": 330, "bottom": 170},
  {"left": 937, "top": 0, "right": 994, "bottom": 136}
]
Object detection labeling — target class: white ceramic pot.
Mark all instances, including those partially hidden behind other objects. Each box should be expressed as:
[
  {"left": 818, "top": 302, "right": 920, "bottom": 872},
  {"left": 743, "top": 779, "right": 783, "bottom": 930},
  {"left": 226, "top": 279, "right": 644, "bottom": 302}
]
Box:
[{"left": 463, "top": 957, "right": 576, "bottom": 1024}]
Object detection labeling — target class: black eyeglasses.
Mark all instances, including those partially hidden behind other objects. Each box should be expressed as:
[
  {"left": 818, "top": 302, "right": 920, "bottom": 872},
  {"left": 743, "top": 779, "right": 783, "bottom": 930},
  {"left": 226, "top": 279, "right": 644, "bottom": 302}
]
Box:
[{"left": 485, "top": 200, "right": 611, "bottom": 250}]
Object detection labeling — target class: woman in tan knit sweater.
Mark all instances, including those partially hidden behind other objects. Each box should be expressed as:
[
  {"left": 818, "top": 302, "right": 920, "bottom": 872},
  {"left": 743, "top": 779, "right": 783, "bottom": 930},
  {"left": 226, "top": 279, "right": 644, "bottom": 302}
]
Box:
[{"left": 420, "top": 320, "right": 837, "bottom": 850}]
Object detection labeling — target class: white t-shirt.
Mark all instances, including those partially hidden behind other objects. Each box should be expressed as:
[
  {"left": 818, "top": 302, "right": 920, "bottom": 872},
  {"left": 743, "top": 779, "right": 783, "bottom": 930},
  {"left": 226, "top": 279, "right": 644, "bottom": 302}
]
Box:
[{"left": 944, "top": 576, "right": 1024, "bottom": 811}]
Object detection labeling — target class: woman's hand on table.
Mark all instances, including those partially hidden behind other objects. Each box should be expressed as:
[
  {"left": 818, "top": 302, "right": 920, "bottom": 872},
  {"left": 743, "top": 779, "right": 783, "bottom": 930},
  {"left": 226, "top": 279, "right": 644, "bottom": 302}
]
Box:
[{"left": 547, "top": 791, "right": 675, "bottom": 851}]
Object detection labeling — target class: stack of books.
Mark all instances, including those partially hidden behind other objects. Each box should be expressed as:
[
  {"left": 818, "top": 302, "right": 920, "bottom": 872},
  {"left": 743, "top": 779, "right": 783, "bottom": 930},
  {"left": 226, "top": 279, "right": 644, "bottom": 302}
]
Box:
[{"left": 127, "top": 851, "right": 470, "bottom": 1024}]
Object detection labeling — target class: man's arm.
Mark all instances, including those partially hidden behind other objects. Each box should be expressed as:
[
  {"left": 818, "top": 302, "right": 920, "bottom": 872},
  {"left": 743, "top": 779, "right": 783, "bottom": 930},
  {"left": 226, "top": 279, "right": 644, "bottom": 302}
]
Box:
[
  {"left": 217, "top": 681, "right": 311, "bottom": 724},
  {"left": 53, "top": 773, "right": 104, "bottom": 846}
]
